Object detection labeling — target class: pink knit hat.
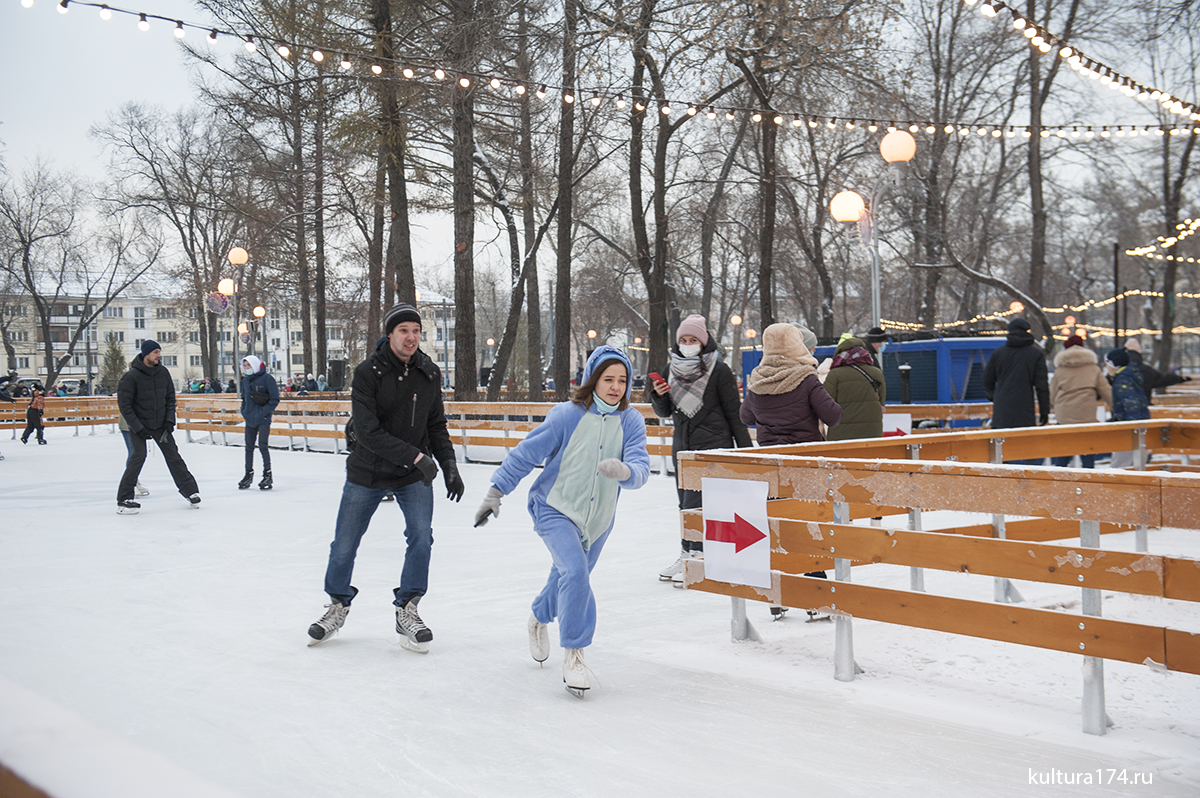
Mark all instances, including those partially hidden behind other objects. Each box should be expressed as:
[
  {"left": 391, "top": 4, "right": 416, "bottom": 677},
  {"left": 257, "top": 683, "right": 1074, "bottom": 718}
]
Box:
[{"left": 675, "top": 314, "right": 709, "bottom": 346}]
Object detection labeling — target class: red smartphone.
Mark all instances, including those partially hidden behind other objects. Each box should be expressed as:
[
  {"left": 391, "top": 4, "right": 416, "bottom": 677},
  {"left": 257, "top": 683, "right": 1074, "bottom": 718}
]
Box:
[{"left": 649, "top": 372, "right": 667, "bottom": 386}]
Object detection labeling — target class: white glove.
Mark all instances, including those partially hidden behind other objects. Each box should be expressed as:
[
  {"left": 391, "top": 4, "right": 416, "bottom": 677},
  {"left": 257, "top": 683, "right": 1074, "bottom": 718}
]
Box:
[
  {"left": 597, "top": 458, "right": 631, "bottom": 481},
  {"left": 474, "top": 486, "right": 503, "bottom": 527}
]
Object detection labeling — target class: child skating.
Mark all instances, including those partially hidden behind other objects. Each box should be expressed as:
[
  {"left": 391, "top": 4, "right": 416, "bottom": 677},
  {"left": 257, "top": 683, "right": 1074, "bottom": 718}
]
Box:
[{"left": 474, "top": 346, "right": 650, "bottom": 697}]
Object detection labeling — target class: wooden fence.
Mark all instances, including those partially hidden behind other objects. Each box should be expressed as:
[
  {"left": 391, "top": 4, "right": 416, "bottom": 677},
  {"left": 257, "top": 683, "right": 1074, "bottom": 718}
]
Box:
[{"left": 676, "top": 421, "right": 1200, "bottom": 735}]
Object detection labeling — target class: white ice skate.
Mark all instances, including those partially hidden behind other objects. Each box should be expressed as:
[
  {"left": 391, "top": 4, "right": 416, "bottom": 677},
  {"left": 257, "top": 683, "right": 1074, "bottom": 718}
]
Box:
[
  {"left": 396, "top": 598, "right": 432, "bottom": 653},
  {"left": 528, "top": 612, "right": 549, "bottom": 664},
  {"left": 658, "top": 550, "right": 685, "bottom": 582},
  {"left": 563, "top": 648, "right": 593, "bottom": 698},
  {"left": 308, "top": 600, "right": 350, "bottom": 646},
  {"left": 135, "top": 482, "right": 149, "bottom": 497}
]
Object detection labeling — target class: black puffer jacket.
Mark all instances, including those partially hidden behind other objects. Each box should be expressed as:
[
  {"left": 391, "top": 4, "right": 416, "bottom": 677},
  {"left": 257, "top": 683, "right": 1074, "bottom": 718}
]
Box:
[
  {"left": 117, "top": 355, "right": 176, "bottom": 435},
  {"left": 1126, "top": 349, "right": 1185, "bottom": 403},
  {"left": 982, "top": 330, "right": 1050, "bottom": 429},
  {"left": 648, "top": 338, "right": 753, "bottom": 464},
  {"left": 346, "top": 340, "right": 455, "bottom": 490}
]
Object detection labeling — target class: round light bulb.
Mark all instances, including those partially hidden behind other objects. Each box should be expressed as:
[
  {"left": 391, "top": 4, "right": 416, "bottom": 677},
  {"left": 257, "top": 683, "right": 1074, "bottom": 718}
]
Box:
[
  {"left": 138, "top": 13, "right": 150, "bottom": 30},
  {"left": 174, "top": 22, "right": 186, "bottom": 39},
  {"left": 99, "top": 5, "right": 112, "bottom": 20}
]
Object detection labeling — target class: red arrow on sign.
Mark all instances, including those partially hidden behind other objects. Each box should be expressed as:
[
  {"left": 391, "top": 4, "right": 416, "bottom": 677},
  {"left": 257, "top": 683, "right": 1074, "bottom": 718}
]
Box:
[{"left": 705, "top": 513, "right": 767, "bottom": 553}]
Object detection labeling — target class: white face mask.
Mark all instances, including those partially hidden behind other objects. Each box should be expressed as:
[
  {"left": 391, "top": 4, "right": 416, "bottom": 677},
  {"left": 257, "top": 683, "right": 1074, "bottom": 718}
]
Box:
[
  {"left": 241, "top": 363, "right": 254, "bottom": 375},
  {"left": 679, "top": 344, "right": 701, "bottom": 358}
]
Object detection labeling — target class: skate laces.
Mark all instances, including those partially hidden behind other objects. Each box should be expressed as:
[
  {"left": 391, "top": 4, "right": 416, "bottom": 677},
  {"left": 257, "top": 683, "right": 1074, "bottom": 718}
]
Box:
[
  {"left": 399, "top": 602, "right": 428, "bottom": 634},
  {"left": 318, "top": 602, "right": 348, "bottom": 631}
]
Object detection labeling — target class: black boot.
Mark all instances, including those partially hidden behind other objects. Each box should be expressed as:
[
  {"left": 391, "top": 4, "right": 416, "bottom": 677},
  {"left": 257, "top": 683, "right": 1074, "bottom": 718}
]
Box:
[
  {"left": 259, "top": 470, "right": 273, "bottom": 490},
  {"left": 238, "top": 470, "right": 254, "bottom": 490}
]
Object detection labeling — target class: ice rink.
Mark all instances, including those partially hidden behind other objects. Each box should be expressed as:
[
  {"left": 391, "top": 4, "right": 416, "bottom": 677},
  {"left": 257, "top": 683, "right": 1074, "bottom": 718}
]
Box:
[{"left": 1, "top": 429, "right": 1198, "bottom": 797}]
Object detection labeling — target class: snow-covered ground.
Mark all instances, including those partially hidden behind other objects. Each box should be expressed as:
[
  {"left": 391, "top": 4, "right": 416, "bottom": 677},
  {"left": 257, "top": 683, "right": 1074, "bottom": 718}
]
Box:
[{"left": 1, "top": 428, "right": 1198, "bottom": 797}]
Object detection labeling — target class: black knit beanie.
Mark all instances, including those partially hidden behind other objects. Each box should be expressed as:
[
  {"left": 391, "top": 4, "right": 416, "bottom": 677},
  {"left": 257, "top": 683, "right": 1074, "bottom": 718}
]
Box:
[{"left": 384, "top": 303, "right": 422, "bottom": 335}]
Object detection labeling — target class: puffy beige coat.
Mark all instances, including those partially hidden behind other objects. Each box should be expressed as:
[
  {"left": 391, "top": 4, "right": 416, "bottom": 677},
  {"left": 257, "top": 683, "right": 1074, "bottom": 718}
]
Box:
[{"left": 1049, "top": 347, "right": 1112, "bottom": 425}]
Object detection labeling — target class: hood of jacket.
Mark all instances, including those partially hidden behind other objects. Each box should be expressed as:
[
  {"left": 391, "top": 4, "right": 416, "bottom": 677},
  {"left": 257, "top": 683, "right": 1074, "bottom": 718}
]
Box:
[
  {"left": 1054, "top": 346, "right": 1098, "bottom": 369},
  {"left": 1006, "top": 329, "right": 1036, "bottom": 348},
  {"left": 582, "top": 345, "right": 634, "bottom": 400},
  {"left": 130, "top": 354, "right": 160, "bottom": 376}
]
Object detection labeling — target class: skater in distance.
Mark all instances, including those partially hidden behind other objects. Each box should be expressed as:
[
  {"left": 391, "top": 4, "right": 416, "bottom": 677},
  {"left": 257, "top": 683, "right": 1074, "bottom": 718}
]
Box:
[
  {"left": 307, "top": 303, "right": 465, "bottom": 653},
  {"left": 474, "top": 346, "right": 651, "bottom": 697},
  {"left": 238, "top": 355, "right": 280, "bottom": 491},
  {"left": 115, "top": 340, "right": 201, "bottom": 514}
]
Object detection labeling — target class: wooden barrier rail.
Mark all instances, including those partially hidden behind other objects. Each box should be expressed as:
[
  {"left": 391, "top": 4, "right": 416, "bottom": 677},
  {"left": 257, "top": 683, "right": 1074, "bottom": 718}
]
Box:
[{"left": 677, "top": 423, "right": 1200, "bottom": 734}]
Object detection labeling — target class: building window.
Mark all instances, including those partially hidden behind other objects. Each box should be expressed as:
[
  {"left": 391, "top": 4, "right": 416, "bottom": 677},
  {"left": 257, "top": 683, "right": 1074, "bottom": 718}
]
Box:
[
  {"left": 271, "top": 338, "right": 281, "bottom": 349},
  {"left": 158, "top": 331, "right": 178, "bottom": 343},
  {"left": 4, "top": 305, "right": 28, "bottom": 317},
  {"left": 190, "top": 355, "right": 202, "bottom": 366},
  {"left": 134, "top": 339, "right": 144, "bottom": 350},
  {"left": 162, "top": 356, "right": 178, "bottom": 367},
  {"left": 134, "top": 318, "right": 146, "bottom": 329},
  {"left": 221, "top": 331, "right": 231, "bottom": 343},
  {"left": 327, "top": 328, "right": 342, "bottom": 341},
  {"left": 189, "top": 332, "right": 200, "bottom": 343},
  {"left": 290, "top": 331, "right": 303, "bottom": 343},
  {"left": 105, "top": 331, "right": 125, "bottom": 343},
  {"left": 17, "top": 357, "right": 29, "bottom": 369},
  {"left": 292, "top": 354, "right": 304, "bottom": 365},
  {"left": 102, "top": 306, "right": 123, "bottom": 318},
  {"left": 133, "top": 307, "right": 145, "bottom": 318},
  {"left": 155, "top": 307, "right": 176, "bottom": 319},
  {"left": 271, "top": 318, "right": 280, "bottom": 329},
  {"left": 6, "top": 330, "right": 28, "bottom": 342}
]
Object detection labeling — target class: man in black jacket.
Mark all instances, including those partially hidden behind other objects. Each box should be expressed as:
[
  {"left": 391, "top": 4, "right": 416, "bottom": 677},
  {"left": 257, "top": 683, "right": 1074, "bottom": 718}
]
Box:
[
  {"left": 307, "top": 303, "right": 464, "bottom": 653},
  {"left": 983, "top": 318, "right": 1050, "bottom": 463},
  {"left": 116, "top": 340, "right": 200, "bottom": 514},
  {"left": 1124, "top": 338, "right": 1189, "bottom": 403}
]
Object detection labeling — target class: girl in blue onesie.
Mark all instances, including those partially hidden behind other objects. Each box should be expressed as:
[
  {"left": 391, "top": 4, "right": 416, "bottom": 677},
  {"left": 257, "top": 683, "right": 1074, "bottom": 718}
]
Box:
[{"left": 474, "top": 346, "right": 651, "bottom": 697}]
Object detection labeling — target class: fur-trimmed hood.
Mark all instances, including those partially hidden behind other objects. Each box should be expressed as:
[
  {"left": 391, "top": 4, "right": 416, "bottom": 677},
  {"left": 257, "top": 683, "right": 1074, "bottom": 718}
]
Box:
[{"left": 1054, "top": 346, "right": 1098, "bottom": 369}]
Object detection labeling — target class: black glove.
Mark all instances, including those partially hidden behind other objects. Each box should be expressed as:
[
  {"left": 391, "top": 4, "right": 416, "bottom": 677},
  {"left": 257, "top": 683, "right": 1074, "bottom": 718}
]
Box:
[
  {"left": 159, "top": 427, "right": 174, "bottom": 443},
  {"left": 137, "top": 427, "right": 155, "bottom": 440},
  {"left": 1038, "top": 414, "right": 1049, "bottom": 427},
  {"left": 413, "top": 454, "right": 439, "bottom": 486},
  {"left": 441, "top": 459, "right": 465, "bottom": 502},
  {"left": 1185, "top": 376, "right": 1193, "bottom": 382}
]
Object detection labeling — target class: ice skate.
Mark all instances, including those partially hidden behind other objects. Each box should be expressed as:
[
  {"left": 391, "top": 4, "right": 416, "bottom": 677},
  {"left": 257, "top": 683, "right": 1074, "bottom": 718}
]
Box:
[
  {"left": 238, "top": 470, "right": 254, "bottom": 490},
  {"left": 259, "top": 470, "right": 273, "bottom": 490},
  {"left": 395, "top": 597, "right": 432, "bottom": 653},
  {"left": 307, "top": 600, "right": 350, "bottom": 646},
  {"left": 187, "top": 493, "right": 201, "bottom": 508},
  {"left": 672, "top": 551, "right": 699, "bottom": 588},
  {"left": 117, "top": 499, "right": 140, "bottom": 515},
  {"left": 528, "top": 612, "right": 549, "bottom": 664},
  {"left": 563, "top": 648, "right": 593, "bottom": 698},
  {"left": 770, "top": 606, "right": 790, "bottom": 621},
  {"left": 658, "top": 550, "right": 685, "bottom": 582},
  {"left": 134, "top": 482, "right": 149, "bottom": 497}
]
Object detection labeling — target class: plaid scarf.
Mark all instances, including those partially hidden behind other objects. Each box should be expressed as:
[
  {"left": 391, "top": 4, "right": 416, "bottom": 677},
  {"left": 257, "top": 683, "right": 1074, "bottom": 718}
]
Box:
[
  {"left": 830, "top": 346, "right": 875, "bottom": 370},
  {"left": 668, "top": 350, "right": 719, "bottom": 418}
]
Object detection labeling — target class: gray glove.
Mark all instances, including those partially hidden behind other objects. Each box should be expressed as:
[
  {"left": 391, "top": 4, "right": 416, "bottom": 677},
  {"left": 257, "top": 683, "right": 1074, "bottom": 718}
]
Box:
[
  {"left": 474, "top": 486, "right": 503, "bottom": 527},
  {"left": 597, "top": 458, "right": 631, "bottom": 481}
]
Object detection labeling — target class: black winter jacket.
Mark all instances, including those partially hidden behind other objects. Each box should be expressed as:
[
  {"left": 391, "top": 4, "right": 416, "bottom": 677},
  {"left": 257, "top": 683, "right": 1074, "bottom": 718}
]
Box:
[
  {"left": 648, "top": 339, "right": 753, "bottom": 463},
  {"left": 117, "top": 355, "right": 176, "bottom": 435},
  {"left": 346, "top": 340, "right": 456, "bottom": 490},
  {"left": 982, "top": 331, "right": 1050, "bottom": 429},
  {"left": 1126, "top": 350, "right": 1184, "bottom": 403}
]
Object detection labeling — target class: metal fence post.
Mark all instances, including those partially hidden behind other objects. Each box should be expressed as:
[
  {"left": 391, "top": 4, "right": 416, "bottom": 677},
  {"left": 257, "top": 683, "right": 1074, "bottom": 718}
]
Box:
[
  {"left": 832, "top": 500, "right": 857, "bottom": 681},
  {"left": 990, "top": 437, "right": 1024, "bottom": 603},
  {"left": 907, "top": 442, "right": 925, "bottom": 592},
  {"left": 1079, "top": 519, "right": 1111, "bottom": 735},
  {"left": 730, "top": 597, "right": 762, "bottom": 643},
  {"left": 1135, "top": 427, "right": 1149, "bottom": 552}
]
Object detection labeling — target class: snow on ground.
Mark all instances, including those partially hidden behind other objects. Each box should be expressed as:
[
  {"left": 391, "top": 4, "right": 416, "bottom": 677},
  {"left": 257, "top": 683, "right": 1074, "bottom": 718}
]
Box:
[{"left": 1, "top": 428, "right": 1198, "bottom": 797}]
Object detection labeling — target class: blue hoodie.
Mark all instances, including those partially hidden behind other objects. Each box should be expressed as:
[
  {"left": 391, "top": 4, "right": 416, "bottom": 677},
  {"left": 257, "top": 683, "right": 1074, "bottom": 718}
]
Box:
[{"left": 490, "top": 346, "right": 651, "bottom": 548}]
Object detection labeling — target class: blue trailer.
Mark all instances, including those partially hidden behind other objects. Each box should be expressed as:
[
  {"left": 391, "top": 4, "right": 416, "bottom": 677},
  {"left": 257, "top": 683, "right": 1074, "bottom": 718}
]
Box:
[{"left": 740, "top": 336, "right": 1007, "bottom": 406}]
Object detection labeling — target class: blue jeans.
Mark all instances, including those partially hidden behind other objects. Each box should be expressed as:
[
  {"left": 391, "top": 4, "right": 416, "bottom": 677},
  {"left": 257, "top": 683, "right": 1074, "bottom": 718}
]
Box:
[
  {"left": 323, "top": 480, "right": 434, "bottom": 607},
  {"left": 1051, "top": 454, "right": 1095, "bottom": 468},
  {"left": 245, "top": 424, "right": 271, "bottom": 471},
  {"left": 531, "top": 510, "right": 612, "bottom": 649}
]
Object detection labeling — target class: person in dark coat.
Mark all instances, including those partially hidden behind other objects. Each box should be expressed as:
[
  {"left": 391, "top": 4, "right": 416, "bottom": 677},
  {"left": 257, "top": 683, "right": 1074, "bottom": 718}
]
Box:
[
  {"left": 1106, "top": 348, "right": 1151, "bottom": 469},
  {"left": 648, "top": 314, "right": 753, "bottom": 584},
  {"left": 983, "top": 318, "right": 1050, "bottom": 428},
  {"left": 740, "top": 322, "right": 843, "bottom": 445},
  {"left": 1124, "top": 338, "right": 1189, "bottom": 403},
  {"left": 824, "top": 336, "right": 886, "bottom": 441},
  {"left": 862, "top": 326, "right": 889, "bottom": 369},
  {"left": 20, "top": 384, "right": 47, "bottom": 444},
  {"left": 238, "top": 355, "right": 281, "bottom": 490},
  {"left": 115, "top": 340, "right": 200, "bottom": 513},
  {"left": 307, "top": 303, "right": 465, "bottom": 653}
]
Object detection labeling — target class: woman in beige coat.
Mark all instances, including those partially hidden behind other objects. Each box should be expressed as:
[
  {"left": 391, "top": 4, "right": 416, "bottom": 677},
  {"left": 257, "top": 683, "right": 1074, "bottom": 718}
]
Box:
[{"left": 1049, "top": 335, "right": 1112, "bottom": 468}]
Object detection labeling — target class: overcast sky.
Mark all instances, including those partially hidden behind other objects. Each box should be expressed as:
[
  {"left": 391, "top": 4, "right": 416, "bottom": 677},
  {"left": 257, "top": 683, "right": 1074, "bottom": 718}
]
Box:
[{"left": 1, "top": 0, "right": 203, "bottom": 179}]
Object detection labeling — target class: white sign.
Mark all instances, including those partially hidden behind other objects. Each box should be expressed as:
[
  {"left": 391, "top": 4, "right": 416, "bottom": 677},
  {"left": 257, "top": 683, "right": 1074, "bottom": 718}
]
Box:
[
  {"left": 701, "top": 477, "right": 771, "bottom": 588},
  {"left": 883, "top": 413, "right": 912, "bottom": 437}
]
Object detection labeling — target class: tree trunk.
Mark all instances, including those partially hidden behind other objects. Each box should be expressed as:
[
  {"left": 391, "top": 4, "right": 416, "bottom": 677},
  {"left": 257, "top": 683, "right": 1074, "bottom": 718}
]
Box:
[
  {"left": 1156, "top": 129, "right": 1198, "bottom": 372},
  {"left": 759, "top": 110, "right": 777, "bottom": 328},
  {"left": 368, "top": 146, "right": 385, "bottom": 336},
  {"left": 314, "top": 77, "right": 328, "bottom": 380},
  {"left": 1027, "top": 40, "right": 1046, "bottom": 303},
  {"left": 553, "top": 0, "right": 577, "bottom": 400},
  {"left": 290, "top": 67, "right": 313, "bottom": 380},
  {"left": 517, "top": 3, "right": 542, "bottom": 401}
]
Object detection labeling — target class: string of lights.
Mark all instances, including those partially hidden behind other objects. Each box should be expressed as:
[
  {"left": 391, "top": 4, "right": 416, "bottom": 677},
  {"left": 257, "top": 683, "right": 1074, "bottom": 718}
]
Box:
[
  {"left": 962, "top": 0, "right": 1200, "bottom": 122},
  {"left": 1125, "top": 217, "right": 1200, "bottom": 261},
  {"left": 26, "top": 0, "right": 1200, "bottom": 140},
  {"left": 881, "top": 289, "right": 1200, "bottom": 335}
]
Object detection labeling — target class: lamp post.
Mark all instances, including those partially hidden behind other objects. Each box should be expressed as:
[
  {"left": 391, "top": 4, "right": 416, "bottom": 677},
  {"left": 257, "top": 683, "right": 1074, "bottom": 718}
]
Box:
[
  {"left": 730, "top": 314, "right": 743, "bottom": 382},
  {"left": 222, "top": 246, "right": 249, "bottom": 393},
  {"left": 237, "top": 305, "right": 267, "bottom": 362},
  {"left": 830, "top": 130, "right": 917, "bottom": 328}
]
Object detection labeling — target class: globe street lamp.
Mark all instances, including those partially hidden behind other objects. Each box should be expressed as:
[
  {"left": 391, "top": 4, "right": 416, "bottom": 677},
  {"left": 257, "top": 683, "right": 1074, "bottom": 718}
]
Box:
[
  {"left": 238, "top": 305, "right": 267, "bottom": 362},
  {"left": 224, "top": 247, "right": 249, "bottom": 394},
  {"left": 730, "top": 314, "right": 743, "bottom": 381},
  {"left": 830, "top": 130, "right": 917, "bottom": 328}
]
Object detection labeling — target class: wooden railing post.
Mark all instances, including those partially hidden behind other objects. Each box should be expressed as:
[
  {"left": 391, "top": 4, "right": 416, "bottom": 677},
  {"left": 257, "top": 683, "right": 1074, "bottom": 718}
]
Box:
[
  {"left": 989, "top": 437, "right": 1024, "bottom": 604},
  {"left": 1135, "top": 428, "right": 1149, "bottom": 552}
]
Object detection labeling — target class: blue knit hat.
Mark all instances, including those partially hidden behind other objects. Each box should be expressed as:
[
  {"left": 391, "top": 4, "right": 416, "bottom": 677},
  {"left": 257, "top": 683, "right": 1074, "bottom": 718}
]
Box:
[
  {"left": 1105, "top": 348, "right": 1130, "bottom": 368},
  {"left": 141, "top": 339, "right": 161, "bottom": 357}
]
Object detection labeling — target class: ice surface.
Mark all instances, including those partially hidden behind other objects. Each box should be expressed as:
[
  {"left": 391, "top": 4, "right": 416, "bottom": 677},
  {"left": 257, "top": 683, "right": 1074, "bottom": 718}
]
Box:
[{"left": 1, "top": 429, "right": 1198, "bottom": 796}]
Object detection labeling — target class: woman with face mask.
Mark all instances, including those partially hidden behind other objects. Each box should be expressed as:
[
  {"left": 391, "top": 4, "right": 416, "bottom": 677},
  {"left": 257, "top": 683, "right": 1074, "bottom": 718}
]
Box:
[
  {"left": 238, "top": 355, "right": 280, "bottom": 490},
  {"left": 648, "top": 314, "right": 754, "bottom": 586}
]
